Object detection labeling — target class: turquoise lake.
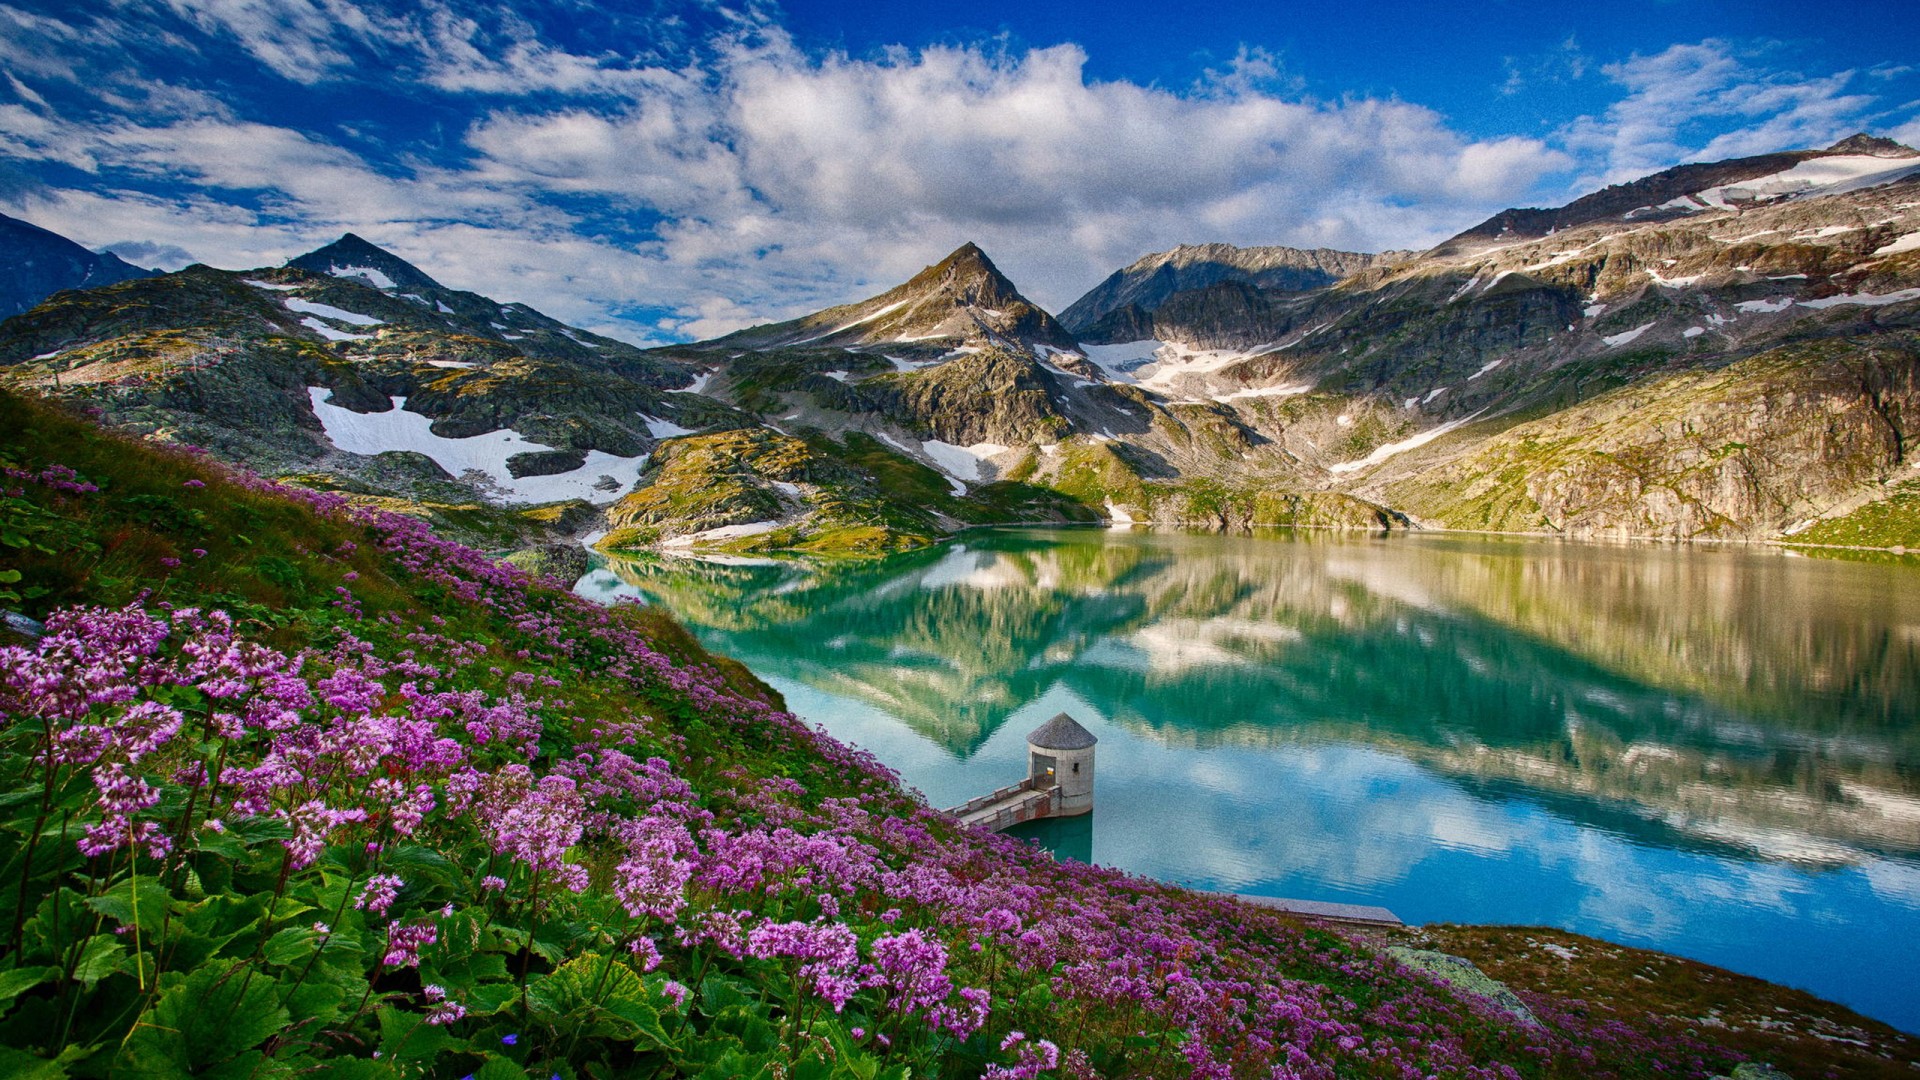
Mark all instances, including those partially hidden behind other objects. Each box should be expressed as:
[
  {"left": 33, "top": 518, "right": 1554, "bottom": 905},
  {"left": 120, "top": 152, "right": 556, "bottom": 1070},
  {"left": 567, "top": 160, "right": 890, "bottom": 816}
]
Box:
[{"left": 575, "top": 527, "right": 1920, "bottom": 1033}]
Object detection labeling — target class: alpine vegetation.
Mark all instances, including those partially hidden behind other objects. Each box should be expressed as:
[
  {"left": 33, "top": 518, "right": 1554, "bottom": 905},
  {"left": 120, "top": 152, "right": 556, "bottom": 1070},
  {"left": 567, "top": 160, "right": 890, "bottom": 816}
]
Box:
[{"left": 0, "top": 388, "right": 1742, "bottom": 1077}]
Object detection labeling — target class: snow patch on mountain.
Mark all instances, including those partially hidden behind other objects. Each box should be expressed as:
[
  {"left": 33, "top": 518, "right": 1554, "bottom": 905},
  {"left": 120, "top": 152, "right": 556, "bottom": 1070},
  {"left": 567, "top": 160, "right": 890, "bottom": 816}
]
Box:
[
  {"left": 796, "top": 299, "right": 911, "bottom": 344},
  {"left": 921, "top": 440, "right": 1008, "bottom": 484},
  {"left": 325, "top": 264, "right": 397, "bottom": 290},
  {"left": 641, "top": 415, "right": 695, "bottom": 439},
  {"left": 1078, "top": 340, "right": 1165, "bottom": 381},
  {"left": 307, "top": 388, "right": 647, "bottom": 504},
  {"left": 662, "top": 521, "right": 779, "bottom": 547},
  {"left": 1799, "top": 288, "right": 1920, "bottom": 308},
  {"left": 1214, "top": 383, "right": 1311, "bottom": 403},
  {"left": 1873, "top": 232, "right": 1920, "bottom": 256},
  {"left": 1603, "top": 322, "right": 1656, "bottom": 347},
  {"left": 1327, "top": 413, "right": 1484, "bottom": 475},
  {"left": 1081, "top": 339, "right": 1291, "bottom": 396},
  {"left": 1690, "top": 156, "right": 1920, "bottom": 210},
  {"left": 285, "top": 298, "right": 383, "bottom": 326},
  {"left": 300, "top": 318, "right": 371, "bottom": 342}
]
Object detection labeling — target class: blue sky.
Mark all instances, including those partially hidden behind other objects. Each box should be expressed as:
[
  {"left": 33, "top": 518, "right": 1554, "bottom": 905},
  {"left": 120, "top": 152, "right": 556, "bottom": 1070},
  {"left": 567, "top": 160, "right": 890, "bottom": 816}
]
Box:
[{"left": 2, "top": 1, "right": 1916, "bottom": 342}]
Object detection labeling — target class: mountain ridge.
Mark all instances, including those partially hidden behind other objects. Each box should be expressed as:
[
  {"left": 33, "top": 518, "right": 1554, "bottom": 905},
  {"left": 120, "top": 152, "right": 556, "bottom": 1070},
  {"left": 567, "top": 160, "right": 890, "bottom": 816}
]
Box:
[
  {"left": 1060, "top": 241, "right": 1396, "bottom": 338},
  {"left": 0, "top": 211, "right": 154, "bottom": 319},
  {"left": 1432, "top": 132, "right": 1920, "bottom": 258}
]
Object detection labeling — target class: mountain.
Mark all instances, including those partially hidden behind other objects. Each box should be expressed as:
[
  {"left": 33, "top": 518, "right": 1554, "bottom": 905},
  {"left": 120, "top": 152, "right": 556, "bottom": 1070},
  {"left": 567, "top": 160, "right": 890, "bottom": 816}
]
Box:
[
  {"left": 659, "top": 243, "right": 1406, "bottom": 536},
  {"left": 1059, "top": 242, "right": 1393, "bottom": 339},
  {"left": 1042, "top": 132, "right": 1920, "bottom": 543},
  {"left": 285, "top": 231, "right": 448, "bottom": 292},
  {"left": 8, "top": 134, "right": 1920, "bottom": 559},
  {"left": 0, "top": 211, "right": 154, "bottom": 318},
  {"left": 709, "top": 242, "right": 1079, "bottom": 354},
  {"left": 0, "top": 234, "right": 735, "bottom": 550},
  {"left": 1432, "top": 133, "right": 1920, "bottom": 257},
  {"left": 0, "top": 234, "right": 1098, "bottom": 557}
]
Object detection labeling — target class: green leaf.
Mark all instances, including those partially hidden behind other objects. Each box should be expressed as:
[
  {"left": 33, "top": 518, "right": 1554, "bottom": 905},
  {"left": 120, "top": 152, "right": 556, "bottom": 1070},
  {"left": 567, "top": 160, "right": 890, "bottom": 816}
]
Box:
[
  {"left": 262, "top": 925, "right": 318, "bottom": 967},
  {"left": 699, "top": 973, "right": 755, "bottom": 1015},
  {"left": 375, "top": 1004, "right": 456, "bottom": 1063},
  {"left": 1015, "top": 982, "right": 1054, "bottom": 1011},
  {"left": 0, "top": 966, "right": 54, "bottom": 1009},
  {"left": 472, "top": 1058, "right": 527, "bottom": 1080},
  {"left": 384, "top": 844, "right": 456, "bottom": 885},
  {"left": 0, "top": 1046, "right": 66, "bottom": 1080},
  {"left": 0, "top": 568, "right": 21, "bottom": 583},
  {"left": 70, "top": 935, "right": 125, "bottom": 988},
  {"left": 170, "top": 892, "right": 270, "bottom": 970},
  {"left": 823, "top": 1024, "right": 880, "bottom": 1080},
  {"left": 602, "top": 978, "right": 675, "bottom": 1051},
  {"left": 120, "top": 964, "right": 289, "bottom": 1076},
  {"left": 792, "top": 1052, "right": 833, "bottom": 1080},
  {"left": 282, "top": 977, "right": 346, "bottom": 1028},
  {"left": 309, "top": 1061, "right": 400, "bottom": 1079},
  {"left": 526, "top": 954, "right": 677, "bottom": 1049},
  {"left": 86, "top": 877, "right": 173, "bottom": 933},
  {"left": 190, "top": 829, "right": 248, "bottom": 861},
  {"left": 465, "top": 981, "right": 519, "bottom": 1016},
  {"left": 686, "top": 1046, "right": 773, "bottom": 1080},
  {"left": 20, "top": 889, "right": 88, "bottom": 964}
]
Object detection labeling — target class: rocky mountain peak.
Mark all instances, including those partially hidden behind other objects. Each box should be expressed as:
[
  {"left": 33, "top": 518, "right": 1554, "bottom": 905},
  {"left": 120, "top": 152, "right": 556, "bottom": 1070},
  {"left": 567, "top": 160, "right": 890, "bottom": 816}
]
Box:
[
  {"left": 900, "top": 242, "right": 1027, "bottom": 307},
  {"left": 1825, "top": 133, "right": 1918, "bottom": 158},
  {"left": 704, "top": 242, "right": 1078, "bottom": 354},
  {"left": 287, "top": 233, "right": 444, "bottom": 292}
]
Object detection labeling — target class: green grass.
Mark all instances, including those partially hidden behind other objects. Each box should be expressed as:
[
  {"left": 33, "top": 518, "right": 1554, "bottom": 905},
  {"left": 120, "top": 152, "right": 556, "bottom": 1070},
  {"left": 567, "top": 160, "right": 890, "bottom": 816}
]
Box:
[{"left": 1784, "top": 480, "right": 1920, "bottom": 550}]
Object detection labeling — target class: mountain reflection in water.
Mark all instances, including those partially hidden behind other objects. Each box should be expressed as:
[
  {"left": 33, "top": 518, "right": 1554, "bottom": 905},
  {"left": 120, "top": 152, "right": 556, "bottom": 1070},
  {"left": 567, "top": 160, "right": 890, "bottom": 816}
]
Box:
[{"left": 575, "top": 527, "right": 1920, "bottom": 1032}]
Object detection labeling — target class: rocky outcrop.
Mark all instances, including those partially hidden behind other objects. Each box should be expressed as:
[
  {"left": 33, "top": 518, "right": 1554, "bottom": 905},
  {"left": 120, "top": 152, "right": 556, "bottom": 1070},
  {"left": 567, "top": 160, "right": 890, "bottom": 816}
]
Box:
[
  {"left": 501, "top": 542, "right": 591, "bottom": 583},
  {"left": 1061, "top": 242, "right": 1386, "bottom": 337},
  {"left": 1377, "top": 336, "right": 1920, "bottom": 539},
  {"left": 606, "top": 428, "right": 807, "bottom": 542},
  {"left": 862, "top": 347, "right": 1073, "bottom": 446}
]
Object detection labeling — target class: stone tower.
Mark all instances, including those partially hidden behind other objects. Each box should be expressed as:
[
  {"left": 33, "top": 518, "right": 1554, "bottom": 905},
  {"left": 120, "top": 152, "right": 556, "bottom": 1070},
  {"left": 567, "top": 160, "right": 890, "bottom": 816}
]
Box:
[{"left": 1026, "top": 712, "right": 1096, "bottom": 816}]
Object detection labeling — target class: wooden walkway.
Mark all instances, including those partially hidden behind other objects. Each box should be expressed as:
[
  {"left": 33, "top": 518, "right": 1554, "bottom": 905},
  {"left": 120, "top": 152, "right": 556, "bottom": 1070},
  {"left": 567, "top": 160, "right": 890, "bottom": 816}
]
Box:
[{"left": 944, "top": 777, "right": 1059, "bottom": 832}]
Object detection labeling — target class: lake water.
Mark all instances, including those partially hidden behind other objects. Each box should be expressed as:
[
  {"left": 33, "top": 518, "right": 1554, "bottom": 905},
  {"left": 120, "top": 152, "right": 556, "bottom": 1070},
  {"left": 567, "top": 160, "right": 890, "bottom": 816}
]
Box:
[{"left": 575, "top": 527, "right": 1920, "bottom": 1033}]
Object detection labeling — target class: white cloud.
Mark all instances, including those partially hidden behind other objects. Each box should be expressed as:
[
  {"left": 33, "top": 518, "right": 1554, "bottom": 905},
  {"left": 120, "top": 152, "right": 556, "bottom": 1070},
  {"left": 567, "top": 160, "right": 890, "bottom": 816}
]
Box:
[
  {"left": 1559, "top": 39, "right": 1879, "bottom": 190},
  {"left": 460, "top": 36, "right": 1570, "bottom": 322},
  {"left": 150, "top": 0, "right": 397, "bottom": 85}
]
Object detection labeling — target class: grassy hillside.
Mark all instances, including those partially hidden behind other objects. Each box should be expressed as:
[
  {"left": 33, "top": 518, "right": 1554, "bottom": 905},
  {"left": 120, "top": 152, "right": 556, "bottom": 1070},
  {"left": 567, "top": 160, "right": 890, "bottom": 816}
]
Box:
[{"left": 0, "top": 387, "right": 1905, "bottom": 1078}]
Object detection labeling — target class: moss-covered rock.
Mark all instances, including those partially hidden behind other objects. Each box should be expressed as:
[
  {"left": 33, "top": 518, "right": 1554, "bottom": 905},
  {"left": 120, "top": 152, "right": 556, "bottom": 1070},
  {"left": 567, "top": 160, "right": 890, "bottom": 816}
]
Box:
[
  {"left": 506, "top": 448, "right": 588, "bottom": 478},
  {"left": 501, "top": 542, "right": 591, "bottom": 583}
]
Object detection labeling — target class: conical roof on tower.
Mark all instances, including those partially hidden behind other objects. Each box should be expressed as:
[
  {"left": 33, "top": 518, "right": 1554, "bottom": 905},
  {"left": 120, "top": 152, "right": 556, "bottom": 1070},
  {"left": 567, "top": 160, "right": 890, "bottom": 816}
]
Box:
[{"left": 1027, "top": 712, "right": 1096, "bottom": 750}]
